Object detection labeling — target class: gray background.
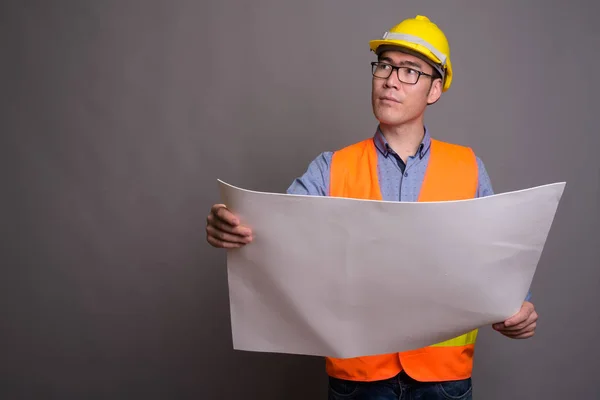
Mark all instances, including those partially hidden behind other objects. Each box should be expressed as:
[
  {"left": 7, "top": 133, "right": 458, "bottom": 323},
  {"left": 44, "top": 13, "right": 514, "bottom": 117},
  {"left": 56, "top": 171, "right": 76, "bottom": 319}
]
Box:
[{"left": 1, "top": 1, "right": 598, "bottom": 399}]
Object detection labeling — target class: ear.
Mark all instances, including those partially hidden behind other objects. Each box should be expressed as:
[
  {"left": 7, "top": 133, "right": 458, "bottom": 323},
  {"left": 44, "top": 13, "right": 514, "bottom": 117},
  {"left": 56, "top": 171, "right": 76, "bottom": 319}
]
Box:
[{"left": 427, "top": 78, "right": 443, "bottom": 105}]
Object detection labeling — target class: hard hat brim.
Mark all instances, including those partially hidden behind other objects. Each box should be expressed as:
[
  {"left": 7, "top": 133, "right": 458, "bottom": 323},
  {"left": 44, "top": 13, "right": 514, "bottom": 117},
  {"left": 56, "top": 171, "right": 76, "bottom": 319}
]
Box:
[{"left": 370, "top": 40, "right": 442, "bottom": 67}]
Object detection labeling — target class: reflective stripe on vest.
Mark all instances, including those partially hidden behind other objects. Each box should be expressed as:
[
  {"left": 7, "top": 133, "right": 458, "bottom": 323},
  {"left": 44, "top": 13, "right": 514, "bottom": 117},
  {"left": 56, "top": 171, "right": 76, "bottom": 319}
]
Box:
[{"left": 326, "top": 137, "right": 479, "bottom": 382}]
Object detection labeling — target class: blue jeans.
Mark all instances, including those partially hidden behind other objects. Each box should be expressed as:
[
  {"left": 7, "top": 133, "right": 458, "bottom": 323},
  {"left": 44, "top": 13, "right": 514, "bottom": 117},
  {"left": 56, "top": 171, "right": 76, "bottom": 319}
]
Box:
[{"left": 328, "top": 371, "right": 473, "bottom": 400}]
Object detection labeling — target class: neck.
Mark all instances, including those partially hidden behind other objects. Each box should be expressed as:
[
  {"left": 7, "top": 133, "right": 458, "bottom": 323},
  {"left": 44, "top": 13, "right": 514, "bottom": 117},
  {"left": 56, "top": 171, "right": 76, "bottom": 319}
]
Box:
[{"left": 379, "top": 120, "right": 425, "bottom": 162}]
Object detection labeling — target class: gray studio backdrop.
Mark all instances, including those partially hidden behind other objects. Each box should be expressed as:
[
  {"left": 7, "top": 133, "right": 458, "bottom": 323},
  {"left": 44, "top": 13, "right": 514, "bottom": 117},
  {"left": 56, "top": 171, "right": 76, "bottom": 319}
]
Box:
[{"left": 1, "top": 1, "right": 598, "bottom": 399}]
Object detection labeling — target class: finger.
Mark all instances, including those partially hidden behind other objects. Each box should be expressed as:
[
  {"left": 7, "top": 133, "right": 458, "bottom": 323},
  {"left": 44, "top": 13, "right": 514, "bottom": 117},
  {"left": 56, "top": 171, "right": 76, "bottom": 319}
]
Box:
[
  {"left": 501, "top": 328, "right": 536, "bottom": 339},
  {"left": 207, "top": 235, "right": 243, "bottom": 249},
  {"left": 212, "top": 204, "right": 240, "bottom": 226},
  {"left": 504, "top": 303, "right": 534, "bottom": 327},
  {"left": 494, "top": 314, "right": 526, "bottom": 330},
  {"left": 504, "top": 311, "right": 529, "bottom": 327},
  {"left": 210, "top": 205, "right": 252, "bottom": 236},
  {"left": 207, "top": 213, "right": 252, "bottom": 237},
  {"left": 206, "top": 225, "right": 252, "bottom": 245},
  {"left": 499, "top": 321, "right": 537, "bottom": 336},
  {"left": 497, "top": 312, "right": 538, "bottom": 331},
  {"left": 207, "top": 214, "right": 252, "bottom": 236}
]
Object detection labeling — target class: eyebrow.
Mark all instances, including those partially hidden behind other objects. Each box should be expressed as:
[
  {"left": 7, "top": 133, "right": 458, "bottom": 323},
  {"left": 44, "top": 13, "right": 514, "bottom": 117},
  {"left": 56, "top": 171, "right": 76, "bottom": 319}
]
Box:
[{"left": 379, "top": 57, "right": 423, "bottom": 70}]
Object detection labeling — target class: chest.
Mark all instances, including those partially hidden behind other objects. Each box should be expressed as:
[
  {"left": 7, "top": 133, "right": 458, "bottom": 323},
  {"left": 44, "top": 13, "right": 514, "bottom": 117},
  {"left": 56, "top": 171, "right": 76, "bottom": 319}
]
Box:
[{"left": 377, "top": 151, "right": 430, "bottom": 202}]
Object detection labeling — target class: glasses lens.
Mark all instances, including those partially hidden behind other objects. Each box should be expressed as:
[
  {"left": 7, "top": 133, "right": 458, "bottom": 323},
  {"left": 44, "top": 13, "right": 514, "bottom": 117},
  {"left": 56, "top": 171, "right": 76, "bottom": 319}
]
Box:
[
  {"left": 397, "top": 67, "right": 419, "bottom": 84},
  {"left": 372, "top": 62, "right": 391, "bottom": 78}
]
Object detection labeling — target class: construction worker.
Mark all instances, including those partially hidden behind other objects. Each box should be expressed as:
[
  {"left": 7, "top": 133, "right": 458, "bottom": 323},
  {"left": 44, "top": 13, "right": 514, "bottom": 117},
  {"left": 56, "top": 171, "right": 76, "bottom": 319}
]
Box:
[{"left": 206, "top": 14, "right": 538, "bottom": 400}]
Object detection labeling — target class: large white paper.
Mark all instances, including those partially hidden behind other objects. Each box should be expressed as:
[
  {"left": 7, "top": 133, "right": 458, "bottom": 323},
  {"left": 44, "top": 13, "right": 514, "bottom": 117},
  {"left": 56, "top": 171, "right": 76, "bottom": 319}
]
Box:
[{"left": 218, "top": 180, "right": 566, "bottom": 359}]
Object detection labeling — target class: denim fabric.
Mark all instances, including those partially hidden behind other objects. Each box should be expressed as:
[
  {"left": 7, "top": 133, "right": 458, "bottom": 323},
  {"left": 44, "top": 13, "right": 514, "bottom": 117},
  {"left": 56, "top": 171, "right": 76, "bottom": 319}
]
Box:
[{"left": 328, "top": 372, "right": 472, "bottom": 400}]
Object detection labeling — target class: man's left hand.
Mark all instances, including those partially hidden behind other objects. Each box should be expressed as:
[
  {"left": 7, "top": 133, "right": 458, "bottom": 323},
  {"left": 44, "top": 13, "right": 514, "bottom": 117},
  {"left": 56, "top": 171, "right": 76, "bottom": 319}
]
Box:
[{"left": 493, "top": 301, "right": 538, "bottom": 339}]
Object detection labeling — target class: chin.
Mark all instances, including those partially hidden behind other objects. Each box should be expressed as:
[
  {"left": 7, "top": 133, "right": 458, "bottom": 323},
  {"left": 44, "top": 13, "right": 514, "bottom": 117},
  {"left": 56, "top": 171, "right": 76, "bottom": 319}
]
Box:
[{"left": 374, "top": 109, "right": 407, "bottom": 126}]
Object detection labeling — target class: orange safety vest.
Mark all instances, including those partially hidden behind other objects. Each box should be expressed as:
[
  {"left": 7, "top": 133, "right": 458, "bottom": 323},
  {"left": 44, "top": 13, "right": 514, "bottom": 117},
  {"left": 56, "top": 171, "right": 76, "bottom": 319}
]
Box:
[{"left": 326, "top": 136, "right": 479, "bottom": 383}]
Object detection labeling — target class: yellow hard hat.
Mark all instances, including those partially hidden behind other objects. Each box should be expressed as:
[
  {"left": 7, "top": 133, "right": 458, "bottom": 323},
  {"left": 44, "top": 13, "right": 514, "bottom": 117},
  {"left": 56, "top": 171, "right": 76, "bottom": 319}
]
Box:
[{"left": 369, "top": 15, "right": 453, "bottom": 92}]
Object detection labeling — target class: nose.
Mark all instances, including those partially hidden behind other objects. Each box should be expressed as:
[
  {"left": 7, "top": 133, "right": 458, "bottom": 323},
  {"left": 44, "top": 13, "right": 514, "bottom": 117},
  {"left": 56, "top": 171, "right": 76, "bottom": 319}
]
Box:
[{"left": 384, "top": 69, "right": 400, "bottom": 89}]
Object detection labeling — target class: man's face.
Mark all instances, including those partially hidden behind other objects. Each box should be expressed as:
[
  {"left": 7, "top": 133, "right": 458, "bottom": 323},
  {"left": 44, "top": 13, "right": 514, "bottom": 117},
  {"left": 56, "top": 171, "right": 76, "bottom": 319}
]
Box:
[{"left": 371, "top": 50, "right": 442, "bottom": 127}]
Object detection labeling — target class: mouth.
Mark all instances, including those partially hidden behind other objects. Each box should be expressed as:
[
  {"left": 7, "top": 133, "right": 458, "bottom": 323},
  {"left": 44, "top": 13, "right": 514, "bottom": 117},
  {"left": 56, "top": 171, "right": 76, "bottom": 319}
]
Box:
[{"left": 379, "top": 95, "right": 400, "bottom": 104}]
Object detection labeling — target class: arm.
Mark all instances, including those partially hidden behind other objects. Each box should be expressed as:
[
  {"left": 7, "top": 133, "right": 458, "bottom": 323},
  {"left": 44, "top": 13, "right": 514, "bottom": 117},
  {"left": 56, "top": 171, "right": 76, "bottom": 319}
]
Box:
[
  {"left": 286, "top": 152, "right": 333, "bottom": 196},
  {"left": 475, "top": 156, "right": 494, "bottom": 198}
]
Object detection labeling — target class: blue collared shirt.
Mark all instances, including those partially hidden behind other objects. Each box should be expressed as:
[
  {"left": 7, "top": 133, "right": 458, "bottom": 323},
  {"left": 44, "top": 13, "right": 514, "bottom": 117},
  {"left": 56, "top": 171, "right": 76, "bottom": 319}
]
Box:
[{"left": 286, "top": 126, "right": 531, "bottom": 302}]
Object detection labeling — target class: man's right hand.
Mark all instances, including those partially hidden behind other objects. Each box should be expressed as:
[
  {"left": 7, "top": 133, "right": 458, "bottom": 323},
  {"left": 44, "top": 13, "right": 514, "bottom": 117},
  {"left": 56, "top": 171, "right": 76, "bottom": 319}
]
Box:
[{"left": 206, "top": 204, "right": 253, "bottom": 248}]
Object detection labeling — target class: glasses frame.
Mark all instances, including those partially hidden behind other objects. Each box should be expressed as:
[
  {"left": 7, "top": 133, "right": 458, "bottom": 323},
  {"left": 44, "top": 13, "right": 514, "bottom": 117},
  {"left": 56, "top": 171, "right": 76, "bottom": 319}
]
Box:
[{"left": 370, "top": 61, "right": 433, "bottom": 85}]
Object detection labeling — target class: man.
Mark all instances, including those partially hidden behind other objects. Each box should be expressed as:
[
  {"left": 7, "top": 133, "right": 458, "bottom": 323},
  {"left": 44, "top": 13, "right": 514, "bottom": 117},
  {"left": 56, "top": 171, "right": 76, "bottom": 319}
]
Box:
[{"left": 206, "top": 15, "right": 538, "bottom": 400}]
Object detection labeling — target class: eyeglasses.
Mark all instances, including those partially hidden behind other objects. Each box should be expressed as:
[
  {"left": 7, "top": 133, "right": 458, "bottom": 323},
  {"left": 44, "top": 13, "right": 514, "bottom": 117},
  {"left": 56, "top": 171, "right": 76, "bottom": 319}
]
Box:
[{"left": 371, "top": 62, "right": 433, "bottom": 85}]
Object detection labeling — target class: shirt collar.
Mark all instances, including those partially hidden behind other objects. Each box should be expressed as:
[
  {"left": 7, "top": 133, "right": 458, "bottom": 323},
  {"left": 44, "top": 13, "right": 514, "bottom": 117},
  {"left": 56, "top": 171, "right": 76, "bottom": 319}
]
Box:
[{"left": 373, "top": 125, "right": 432, "bottom": 160}]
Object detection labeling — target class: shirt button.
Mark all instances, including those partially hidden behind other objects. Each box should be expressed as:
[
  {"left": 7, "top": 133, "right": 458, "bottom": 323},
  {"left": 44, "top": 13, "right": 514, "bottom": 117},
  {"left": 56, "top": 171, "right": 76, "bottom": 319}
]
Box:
[{"left": 404, "top": 172, "right": 408, "bottom": 177}]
